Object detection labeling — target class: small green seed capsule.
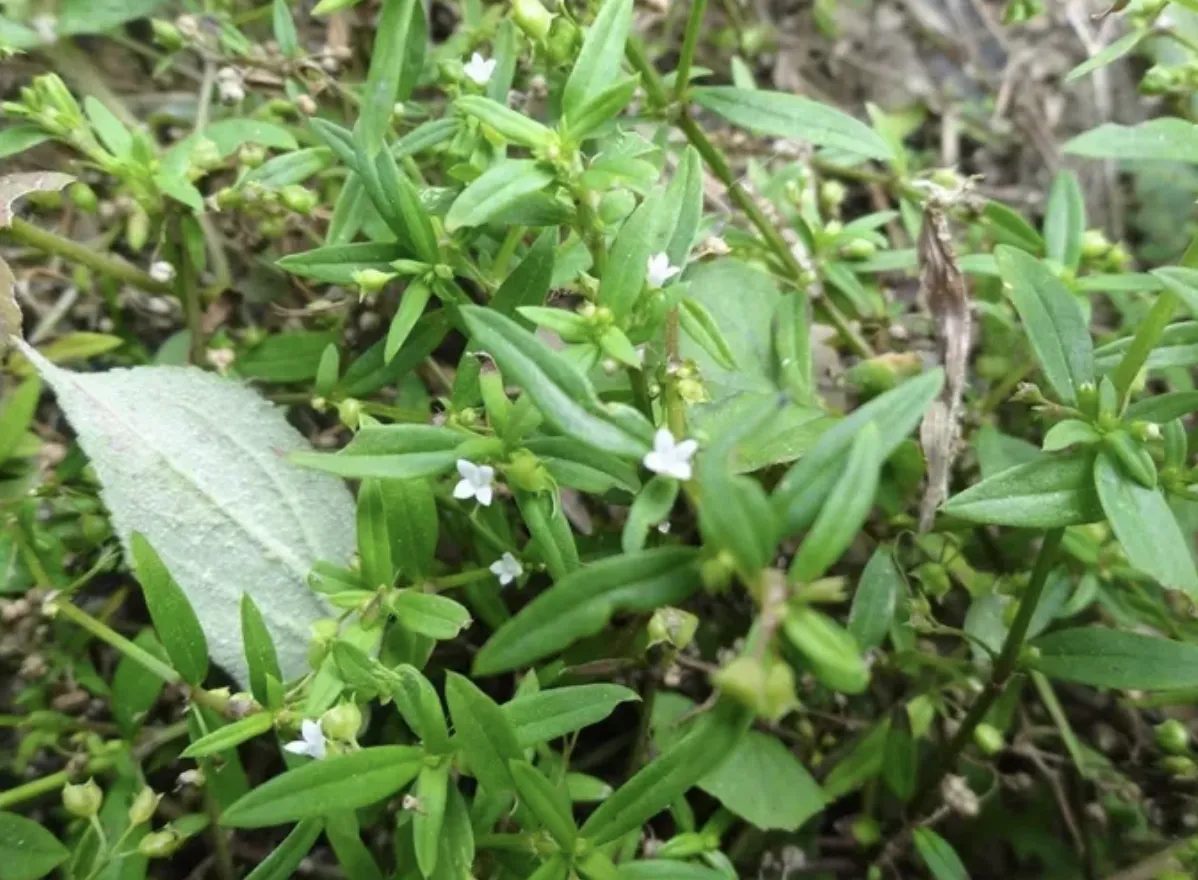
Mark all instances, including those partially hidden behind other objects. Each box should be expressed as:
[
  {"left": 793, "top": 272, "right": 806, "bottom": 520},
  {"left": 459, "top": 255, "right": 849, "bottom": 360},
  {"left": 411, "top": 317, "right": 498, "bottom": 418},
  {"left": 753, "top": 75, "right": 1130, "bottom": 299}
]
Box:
[
  {"left": 1156, "top": 719, "right": 1190, "bottom": 755},
  {"left": 239, "top": 143, "right": 267, "bottom": 169},
  {"left": 840, "top": 238, "right": 878, "bottom": 261},
  {"left": 128, "top": 786, "right": 161, "bottom": 826},
  {"left": 138, "top": 828, "right": 183, "bottom": 858},
  {"left": 67, "top": 182, "right": 98, "bottom": 213},
  {"left": 322, "top": 701, "right": 363, "bottom": 741},
  {"left": 62, "top": 778, "right": 103, "bottom": 819},
  {"left": 511, "top": 0, "right": 554, "bottom": 42},
  {"left": 973, "top": 723, "right": 1005, "bottom": 756}
]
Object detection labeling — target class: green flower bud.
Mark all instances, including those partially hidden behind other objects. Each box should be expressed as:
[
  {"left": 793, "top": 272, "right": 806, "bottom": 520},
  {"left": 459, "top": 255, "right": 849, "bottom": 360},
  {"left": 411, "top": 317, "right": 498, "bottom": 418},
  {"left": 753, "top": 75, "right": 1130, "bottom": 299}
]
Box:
[
  {"left": 784, "top": 605, "right": 870, "bottom": 695},
  {"left": 1080, "top": 228, "right": 1110, "bottom": 260},
  {"left": 67, "top": 182, "right": 98, "bottom": 213},
  {"left": 545, "top": 17, "right": 580, "bottom": 65},
  {"left": 352, "top": 268, "right": 396, "bottom": 296},
  {"left": 239, "top": 142, "right": 267, "bottom": 169},
  {"left": 322, "top": 701, "right": 363, "bottom": 741},
  {"left": 189, "top": 137, "right": 223, "bottom": 172},
  {"left": 280, "top": 184, "right": 317, "bottom": 215},
  {"left": 700, "top": 550, "right": 736, "bottom": 593},
  {"left": 337, "top": 397, "right": 363, "bottom": 430},
  {"left": 511, "top": 0, "right": 554, "bottom": 42},
  {"left": 259, "top": 217, "right": 285, "bottom": 239},
  {"left": 138, "top": 827, "right": 184, "bottom": 858},
  {"left": 125, "top": 205, "right": 150, "bottom": 252},
  {"left": 851, "top": 816, "right": 882, "bottom": 847},
  {"left": 656, "top": 832, "right": 709, "bottom": 859},
  {"left": 762, "top": 656, "right": 798, "bottom": 721},
  {"left": 819, "top": 180, "right": 847, "bottom": 212},
  {"left": 151, "top": 18, "right": 184, "bottom": 50},
  {"left": 1140, "top": 65, "right": 1176, "bottom": 96},
  {"left": 973, "top": 723, "right": 1005, "bottom": 756},
  {"left": 712, "top": 655, "right": 768, "bottom": 713},
  {"left": 1161, "top": 755, "right": 1197, "bottom": 779},
  {"left": 504, "top": 448, "right": 551, "bottom": 492},
  {"left": 128, "top": 786, "right": 161, "bottom": 825},
  {"left": 840, "top": 238, "right": 878, "bottom": 261},
  {"left": 62, "top": 778, "right": 103, "bottom": 819},
  {"left": 1156, "top": 719, "right": 1190, "bottom": 755},
  {"left": 647, "top": 607, "right": 699, "bottom": 650},
  {"left": 916, "top": 561, "right": 951, "bottom": 600}
]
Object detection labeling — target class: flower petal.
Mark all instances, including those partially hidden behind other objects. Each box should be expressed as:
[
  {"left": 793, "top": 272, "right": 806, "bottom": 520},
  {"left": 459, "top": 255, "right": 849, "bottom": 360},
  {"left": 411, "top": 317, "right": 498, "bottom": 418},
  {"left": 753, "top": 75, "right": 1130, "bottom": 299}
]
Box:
[
  {"left": 457, "top": 459, "right": 479, "bottom": 480},
  {"left": 675, "top": 439, "right": 698, "bottom": 459},
  {"left": 475, "top": 485, "right": 493, "bottom": 506},
  {"left": 453, "top": 479, "right": 476, "bottom": 500}
]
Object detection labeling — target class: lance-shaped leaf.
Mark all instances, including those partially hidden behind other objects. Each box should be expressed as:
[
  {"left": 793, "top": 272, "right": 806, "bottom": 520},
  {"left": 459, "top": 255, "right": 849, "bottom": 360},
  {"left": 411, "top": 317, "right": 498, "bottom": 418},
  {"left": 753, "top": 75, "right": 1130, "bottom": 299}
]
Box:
[
  {"left": 17, "top": 342, "right": 353, "bottom": 684},
  {"left": 473, "top": 547, "right": 702, "bottom": 675},
  {"left": 941, "top": 452, "right": 1102, "bottom": 528}
]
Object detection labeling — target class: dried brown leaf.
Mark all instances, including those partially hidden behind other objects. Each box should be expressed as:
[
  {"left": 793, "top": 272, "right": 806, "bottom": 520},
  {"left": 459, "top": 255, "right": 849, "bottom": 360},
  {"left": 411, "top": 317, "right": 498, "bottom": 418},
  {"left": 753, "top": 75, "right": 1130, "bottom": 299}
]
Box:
[{"left": 918, "top": 203, "right": 971, "bottom": 532}]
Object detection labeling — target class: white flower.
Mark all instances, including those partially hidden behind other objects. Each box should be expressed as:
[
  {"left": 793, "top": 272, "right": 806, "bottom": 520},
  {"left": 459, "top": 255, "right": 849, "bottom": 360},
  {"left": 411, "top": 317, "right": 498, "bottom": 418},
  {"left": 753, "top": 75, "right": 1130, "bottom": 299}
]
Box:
[
  {"left": 149, "top": 260, "right": 176, "bottom": 284},
  {"left": 453, "top": 459, "right": 495, "bottom": 506},
  {"left": 283, "top": 719, "right": 326, "bottom": 760},
  {"left": 463, "top": 53, "right": 497, "bottom": 86},
  {"left": 490, "top": 552, "right": 523, "bottom": 585},
  {"left": 643, "top": 428, "right": 698, "bottom": 480},
  {"left": 646, "top": 253, "right": 681, "bottom": 289}
]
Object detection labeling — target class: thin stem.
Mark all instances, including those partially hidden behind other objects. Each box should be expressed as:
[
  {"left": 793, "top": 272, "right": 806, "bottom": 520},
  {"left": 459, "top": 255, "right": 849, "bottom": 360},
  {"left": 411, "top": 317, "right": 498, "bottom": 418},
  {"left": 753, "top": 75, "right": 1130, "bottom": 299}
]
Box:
[
  {"left": 51, "top": 599, "right": 181, "bottom": 685},
  {"left": 0, "top": 756, "right": 117, "bottom": 810},
  {"left": 673, "top": 0, "right": 708, "bottom": 103},
  {"left": 913, "top": 527, "right": 1064, "bottom": 811},
  {"left": 674, "top": 111, "right": 874, "bottom": 357},
  {"left": 170, "top": 213, "right": 206, "bottom": 366},
  {"left": 5, "top": 218, "right": 172, "bottom": 296}
]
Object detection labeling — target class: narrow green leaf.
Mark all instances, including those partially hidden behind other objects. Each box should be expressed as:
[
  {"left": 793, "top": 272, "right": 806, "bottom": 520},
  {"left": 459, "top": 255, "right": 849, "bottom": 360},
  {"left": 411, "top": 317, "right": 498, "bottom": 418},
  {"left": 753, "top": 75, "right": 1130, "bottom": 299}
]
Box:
[
  {"left": 84, "top": 96, "right": 133, "bottom": 158},
  {"left": 1065, "top": 29, "right": 1145, "bottom": 83},
  {"left": 995, "top": 245, "right": 1093, "bottom": 405},
  {"left": 598, "top": 188, "right": 667, "bottom": 320},
  {"left": 1032, "top": 628, "right": 1198, "bottom": 690},
  {"left": 1043, "top": 170, "right": 1085, "bottom": 271},
  {"left": 272, "top": 0, "right": 299, "bottom": 57},
  {"left": 773, "top": 369, "right": 943, "bottom": 535},
  {"left": 516, "top": 489, "right": 580, "bottom": 581},
  {"left": 222, "top": 746, "right": 423, "bottom": 827},
  {"left": 0, "top": 812, "right": 70, "bottom": 880},
  {"left": 622, "top": 475, "right": 679, "bottom": 552},
  {"left": 385, "top": 280, "right": 432, "bottom": 363},
  {"left": 413, "top": 762, "right": 450, "bottom": 876},
  {"left": 474, "top": 547, "right": 702, "bottom": 675},
  {"left": 509, "top": 760, "right": 577, "bottom": 847},
  {"left": 277, "top": 242, "right": 405, "bottom": 285},
  {"left": 357, "top": 479, "right": 393, "bottom": 590},
  {"left": 1126, "top": 390, "right": 1198, "bottom": 423},
  {"left": 359, "top": 0, "right": 426, "bottom": 156},
  {"left": 244, "top": 819, "right": 324, "bottom": 880},
  {"left": 456, "top": 95, "right": 553, "bottom": 147},
  {"left": 388, "top": 590, "right": 472, "bottom": 639},
  {"left": 461, "top": 305, "right": 652, "bottom": 457},
  {"left": 325, "top": 812, "right": 384, "bottom": 880},
  {"left": 579, "top": 699, "right": 751, "bottom": 845},
  {"left": 390, "top": 663, "right": 451, "bottom": 752},
  {"left": 983, "top": 201, "right": 1044, "bottom": 253},
  {"left": 1064, "top": 118, "right": 1198, "bottom": 163},
  {"left": 1042, "top": 419, "right": 1100, "bottom": 451},
  {"left": 663, "top": 146, "right": 703, "bottom": 267},
  {"left": 564, "top": 76, "right": 638, "bottom": 141},
  {"left": 679, "top": 298, "right": 736, "bottom": 370},
  {"left": 912, "top": 828, "right": 969, "bottom": 880},
  {"left": 182, "top": 712, "right": 275, "bottom": 758},
  {"left": 526, "top": 437, "right": 640, "bottom": 495},
  {"left": 492, "top": 228, "right": 556, "bottom": 318},
  {"left": 849, "top": 546, "right": 902, "bottom": 651},
  {"left": 446, "top": 160, "right": 555, "bottom": 231},
  {"left": 691, "top": 87, "right": 894, "bottom": 161},
  {"left": 789, "top": 423, "right": 881, "bottom": 583},
  {"left": 563, "top": 0, "right": 634, "bottom": 120},
  {"left": 241, "top": 594, "right": 282, "bottom": 707},
  {"left": 291, "top": 423, "right": 464, "bottom": 480},
  {"left": 1152, "top": 266, "right": 1198, "bottom": 317},
  {"left": 131, "top": 531, "right": 208, "bottom": 685},
  {"left": 941, "top": 452, "right": 1102, "bottom": 528},
  {"left": 1093, "top": 452, "right": 1198, "bottom": 593},
  {"left": 0, "top": 375, "right": 41, "bottom": 463},
  {"left": 446, "top": 672, "right": 524, "bottom": 796},
  {"left": 502, "top": 684, "right": 640, "bottom": 746},
  {"left": 0, "top": 125, "right": 50, "bottom": 160},
  {"left": 380, "top": 478, "right": 438, "bottom": 579}
]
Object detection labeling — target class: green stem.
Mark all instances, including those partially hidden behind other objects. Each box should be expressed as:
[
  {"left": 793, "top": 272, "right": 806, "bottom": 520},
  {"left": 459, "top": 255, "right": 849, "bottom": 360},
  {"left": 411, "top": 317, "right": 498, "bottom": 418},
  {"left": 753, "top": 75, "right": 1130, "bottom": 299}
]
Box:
[
  {"left": 493, "top": 225, "right": 525, "bottom": 280},
  {"left": 914, "top": 527, "right": 1064, "bottom": 811},
  {"left": 674, "top": 111, "right": 874, "bottom": 357},
  {"left": 5, "top": 218, "right": 172, "bottom": 296},
  {"left": 673, "top": 0, "right": 707, "bottom": 103},
  {"left": 51, "top": 599, "right": 181, "bottom": 685},
  {"left": 0, "top": 756, "right": 117, "bottom": 810}
]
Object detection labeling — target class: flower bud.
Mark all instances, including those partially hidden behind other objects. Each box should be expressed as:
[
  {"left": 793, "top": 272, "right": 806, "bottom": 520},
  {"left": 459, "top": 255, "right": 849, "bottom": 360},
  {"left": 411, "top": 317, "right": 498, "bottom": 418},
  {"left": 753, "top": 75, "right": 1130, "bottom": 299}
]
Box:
[
  {"left": 189, "top": 137, "right": 223, "bottom": 172},
  {"left": 322, "top": 702, "right": 363, "bottom": 742},
  {"left": 239, "top": 142, "right": 267, "bottom": 169},
  {"left": 1161, "top": 755, "right": 1197, "bottom": 779},
  {"left": 125, "top": 205, "right": 150, "bottom": 252},
  {"left": 851, "top": 816, "right": 881, "bottom": 848},
  {"left": 647, "top": 607, "right": 698, "bottom": 651},
  {"left": 151, "top": 18, "right": 184, "bottom": 50},
  {"left": 783, "top": 605, "right": 870, "bottom": 695},
  {"left": 138, "top": 827, "right": 183, "bottom": 858},
  {"left": 1080, "top": 228, "right": 1110, "bottom": 261},
  {"left": 973, "top": 723, "right": 1005, "bottom": 756},
  {"left": 840, "top": 238, "right": 878, "bottom": 261},
  {"left": 352, "top": 268, "right": 396, "bottom": 297},
  {"left": 62, "top": 778, "right": 102, "bottom": 819},
  {"left": 545, "top": 17, "right": 580, "bottom": 65},
  {"left": 511, "top": 0, "right": 553, "bottom": 42},
  {"left": 67, "top": 182, "right": 98, "bottom": 213},
  {"left": 819, "top": 180, "right": 847, "bottom": 213},
  {"left": 1156, "top": 719, "right": 1190, "bottom": 755},
  {"left": 504, "top": 448, "right": 551, "bottom": 493},
  {"left": 128, "top": 786, "right": 161, "bottom": 825},
  {"left": 337, "top": 397, "right": 363, "bottom": 430},
  {"left": 280, "top": 185, "right": 317, "bottom": 215}
]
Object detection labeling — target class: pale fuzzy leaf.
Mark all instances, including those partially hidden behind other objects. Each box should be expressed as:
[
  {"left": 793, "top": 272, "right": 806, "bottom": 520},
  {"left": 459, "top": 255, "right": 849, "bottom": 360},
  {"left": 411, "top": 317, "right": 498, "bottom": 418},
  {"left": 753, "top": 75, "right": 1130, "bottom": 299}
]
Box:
[{"left": 19, "top": 342, "right": 354, "bottom": 683}]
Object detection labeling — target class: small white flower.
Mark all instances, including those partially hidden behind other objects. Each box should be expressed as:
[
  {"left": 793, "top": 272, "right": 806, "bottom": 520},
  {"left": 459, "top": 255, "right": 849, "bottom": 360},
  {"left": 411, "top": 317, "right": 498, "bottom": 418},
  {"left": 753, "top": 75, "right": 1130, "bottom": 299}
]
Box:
[
  {"left": 490, "top": 552, "right": 523, "bottom": 585},
  {"left": 463, "top": 52, "right": 497, "bottom": 86},
  {"left": 149, "top": 260, "right": 176, "bottom": 284},
  {"left": 646, "top": 253, "right": 681, "bottom": 289},
  {"left": 453, "top": 459, "right": 495, "bottom": 506},
  {"left": 283, "top": 718, "right": 327, "bottom": 760},
  {"left": 643, "top": 428, "right": 698, "bottom": 481}
]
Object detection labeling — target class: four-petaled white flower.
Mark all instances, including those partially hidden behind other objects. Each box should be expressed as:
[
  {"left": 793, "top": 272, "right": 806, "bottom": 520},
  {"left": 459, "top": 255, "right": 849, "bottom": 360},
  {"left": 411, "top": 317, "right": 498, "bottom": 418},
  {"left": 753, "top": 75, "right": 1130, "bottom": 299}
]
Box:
[
  {"left": 454, "top": 459, "right": 495, "bottom": 506},
  {"left": 490, "top": 552, "right": 523, "bottom": 585},
  {"left": 283, "top": 719, "right": 326, "bottom": 760},
  {"left": 463, "top": 53, "right": 497, "bottom": 85},
  {"left": 646, "top": 253, "right": 681, "bottom": 289},
  {"left": 643, "top": 428, "right": 698, "bottom": 480}
]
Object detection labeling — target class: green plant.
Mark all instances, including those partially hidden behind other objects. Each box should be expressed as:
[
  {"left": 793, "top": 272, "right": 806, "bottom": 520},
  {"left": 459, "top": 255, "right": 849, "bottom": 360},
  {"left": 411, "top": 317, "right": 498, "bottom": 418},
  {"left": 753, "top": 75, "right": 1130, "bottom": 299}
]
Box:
[{"left": 3, "top": 0, "right": 1198, "bottom": 877}]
